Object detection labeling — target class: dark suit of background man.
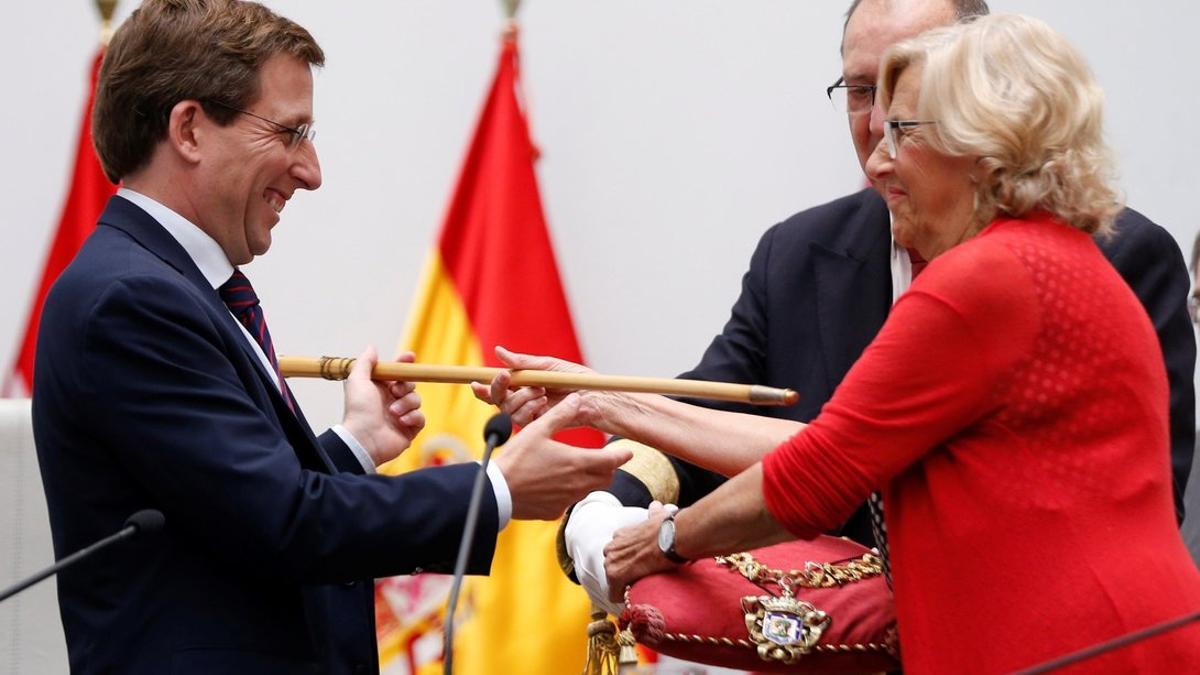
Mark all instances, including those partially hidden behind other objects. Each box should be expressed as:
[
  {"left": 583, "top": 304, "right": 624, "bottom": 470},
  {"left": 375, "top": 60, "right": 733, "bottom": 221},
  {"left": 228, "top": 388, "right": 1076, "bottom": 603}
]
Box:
[
  {"left": 1183, "top": 235, "right": 1200, "bottom": 565},
  {"left": 557, "top": 0, "right": 1194, "bottom": 591},
  {"left": 32, "top": 1, "right": 629, "bottom": 673}
]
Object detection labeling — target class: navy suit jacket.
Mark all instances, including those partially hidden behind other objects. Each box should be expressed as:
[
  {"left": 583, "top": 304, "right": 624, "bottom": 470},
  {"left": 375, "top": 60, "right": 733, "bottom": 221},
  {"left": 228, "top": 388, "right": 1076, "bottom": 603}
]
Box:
[
  {"left": 609, "top": 188, "right": 1195, "bottom": 543},
  {"left": 33, "top": 196, "right": 499, "bottom": 675}
]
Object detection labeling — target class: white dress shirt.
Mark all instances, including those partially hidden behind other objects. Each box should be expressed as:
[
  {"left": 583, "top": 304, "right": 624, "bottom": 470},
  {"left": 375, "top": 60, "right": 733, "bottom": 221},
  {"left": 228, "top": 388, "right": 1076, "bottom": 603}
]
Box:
[{"left": 888, "top": 214, "right": 915, "bottom": 304}]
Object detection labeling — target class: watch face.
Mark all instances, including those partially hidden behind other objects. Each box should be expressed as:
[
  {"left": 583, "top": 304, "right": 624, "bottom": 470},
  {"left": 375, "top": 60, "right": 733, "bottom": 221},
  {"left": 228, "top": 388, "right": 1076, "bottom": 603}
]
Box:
[{"left": 658, "top": 517, "right": 675, "bottom": 553}]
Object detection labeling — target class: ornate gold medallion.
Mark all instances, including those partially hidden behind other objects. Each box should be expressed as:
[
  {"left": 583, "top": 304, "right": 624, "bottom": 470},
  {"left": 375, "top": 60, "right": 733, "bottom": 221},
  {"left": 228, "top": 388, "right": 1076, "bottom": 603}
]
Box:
[
  {"left": 716, "top": 549, "right": 882, "bottom": 664},
  {"left": 742, "top": 593, "right": 830, "bottom": 663}
]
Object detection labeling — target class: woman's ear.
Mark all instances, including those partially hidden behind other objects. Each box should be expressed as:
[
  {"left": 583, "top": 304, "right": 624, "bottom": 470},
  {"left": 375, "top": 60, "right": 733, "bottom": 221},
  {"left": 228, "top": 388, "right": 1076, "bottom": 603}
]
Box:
[{"left": 969, "top": 156, "right": 986, "bottom": 185}]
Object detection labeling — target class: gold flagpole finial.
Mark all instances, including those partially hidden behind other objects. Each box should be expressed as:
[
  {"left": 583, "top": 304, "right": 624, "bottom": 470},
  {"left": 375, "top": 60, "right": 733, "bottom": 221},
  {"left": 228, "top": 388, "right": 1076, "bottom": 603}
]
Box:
[
  {"left": 96, "top": 0, "right": 119, "bottom": 45},
  {"left": 500, "top": 0, "right": 521, "bottom": 38}
]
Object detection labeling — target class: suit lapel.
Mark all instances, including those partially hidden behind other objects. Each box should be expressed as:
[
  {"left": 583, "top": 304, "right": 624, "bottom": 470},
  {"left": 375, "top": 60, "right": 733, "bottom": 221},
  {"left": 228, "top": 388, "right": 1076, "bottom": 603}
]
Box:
[
  {"left": 98, "top": 196, "right": 337, "bottom": 473},
  {"left": 285, "top": 381, "right": 328, "bottom": 458},
  {"left": 812, "top": 191, "right": 894, "bottom": 394}
]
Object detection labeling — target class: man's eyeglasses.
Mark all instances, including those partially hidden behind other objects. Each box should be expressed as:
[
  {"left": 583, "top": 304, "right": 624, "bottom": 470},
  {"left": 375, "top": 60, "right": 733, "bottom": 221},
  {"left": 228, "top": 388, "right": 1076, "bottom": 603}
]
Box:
[
  {"left": 205, "top": 100, "right": 315, "bottom": 150},
  {"left": 883, "top": 119, "right": 937, "bottom": 159},
  {"left": 826, "top": 77, "right": 876, "bottom": 115}
]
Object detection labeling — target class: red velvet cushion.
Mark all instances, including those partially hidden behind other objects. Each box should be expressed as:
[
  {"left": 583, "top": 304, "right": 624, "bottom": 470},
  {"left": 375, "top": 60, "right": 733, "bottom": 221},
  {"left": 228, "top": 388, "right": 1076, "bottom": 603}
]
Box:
[{"left": 620, "top": 536, "right": 899, "bottom": 673}]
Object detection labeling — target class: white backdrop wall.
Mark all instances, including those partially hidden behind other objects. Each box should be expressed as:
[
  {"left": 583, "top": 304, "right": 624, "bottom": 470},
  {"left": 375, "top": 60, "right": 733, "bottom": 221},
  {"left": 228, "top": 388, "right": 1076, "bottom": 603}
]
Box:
[{"left": 3, "top": 1, "right": 1197, "bottom": 432}]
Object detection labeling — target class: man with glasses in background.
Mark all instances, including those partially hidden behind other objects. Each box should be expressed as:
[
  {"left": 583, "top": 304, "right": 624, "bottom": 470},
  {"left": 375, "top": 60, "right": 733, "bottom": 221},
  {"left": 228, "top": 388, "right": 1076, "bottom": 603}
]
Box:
[{"left": 538, "top": 0, "right": 1197, "bottom": 607}]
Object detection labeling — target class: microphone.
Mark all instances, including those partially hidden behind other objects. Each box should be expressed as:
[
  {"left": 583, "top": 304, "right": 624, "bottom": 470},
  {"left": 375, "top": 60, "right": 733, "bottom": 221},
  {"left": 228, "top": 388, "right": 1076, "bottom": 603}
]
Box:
[
  {"left": 444, "top": 413, "right": 512, "bottom": 675},
  {"left": 483, "top": 413, "right": 513, "bottom": 447},
  {"left": 125, "top": 508, "right": 166, "bottom": 536},
  {"left": 0, "top": 508, "right": 165, "bottom": 604}
]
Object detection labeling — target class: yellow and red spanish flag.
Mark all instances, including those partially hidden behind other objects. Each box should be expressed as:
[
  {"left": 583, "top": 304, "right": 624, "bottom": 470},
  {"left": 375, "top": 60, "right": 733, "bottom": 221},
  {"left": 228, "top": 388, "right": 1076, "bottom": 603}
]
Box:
[
  {"left": 374, "top": 25, "right": 604, "bottom": 675},
  {"left": 5, "top": 49, "right": 118, "bottom": 397}
]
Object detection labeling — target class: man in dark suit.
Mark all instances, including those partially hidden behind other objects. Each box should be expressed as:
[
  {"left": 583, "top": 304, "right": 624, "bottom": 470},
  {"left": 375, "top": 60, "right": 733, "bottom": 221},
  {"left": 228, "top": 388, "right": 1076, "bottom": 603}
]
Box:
[
  {"left": 32, "top": 2, "right": 630, "bottom": 673},
  {"left": 484, "top": 0, "right": 1196, "bottom": 604}
]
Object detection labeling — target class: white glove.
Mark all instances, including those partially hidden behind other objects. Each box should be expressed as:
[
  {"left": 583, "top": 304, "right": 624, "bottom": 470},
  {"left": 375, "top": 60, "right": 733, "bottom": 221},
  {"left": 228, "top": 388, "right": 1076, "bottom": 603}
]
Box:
[{"left": 564, "top": 491, "right": 654, "bottom": 616}]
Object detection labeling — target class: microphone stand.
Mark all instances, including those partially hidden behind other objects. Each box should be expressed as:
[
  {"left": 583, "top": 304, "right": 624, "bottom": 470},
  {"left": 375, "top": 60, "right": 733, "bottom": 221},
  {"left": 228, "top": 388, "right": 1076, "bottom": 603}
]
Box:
[
  {"left": 1015, "top": 607, "right": 1200, "bottom": 673},
  {"left": 443, "top": 414, "right": 512, "bottom": 675},
  {"left": 0, "top": 509, "right": 164, "bottom": 604}
]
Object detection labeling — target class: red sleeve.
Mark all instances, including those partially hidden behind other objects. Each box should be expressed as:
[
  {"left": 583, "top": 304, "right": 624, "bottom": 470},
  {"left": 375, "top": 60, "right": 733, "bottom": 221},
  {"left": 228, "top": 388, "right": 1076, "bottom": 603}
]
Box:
[{"left": 762, "top": 239, "right": 1040, "bottom": 538}]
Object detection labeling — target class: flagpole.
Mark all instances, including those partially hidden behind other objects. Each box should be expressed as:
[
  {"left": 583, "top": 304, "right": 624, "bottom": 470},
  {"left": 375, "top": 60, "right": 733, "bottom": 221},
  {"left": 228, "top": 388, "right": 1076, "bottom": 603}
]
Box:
[
  {"left": 96, "top": 0, "right": 119, "bottom": 45},
  {"left": 380, "top": 5, "right": 609, "bottom": 670},
  {"left": 2, "top": 1, "right": 120, "bottom": 398}
]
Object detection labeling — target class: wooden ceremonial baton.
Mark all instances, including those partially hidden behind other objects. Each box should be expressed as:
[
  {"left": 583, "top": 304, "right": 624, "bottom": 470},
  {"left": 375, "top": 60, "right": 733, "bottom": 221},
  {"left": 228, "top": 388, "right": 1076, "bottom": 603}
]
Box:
[{"left": 277, "top": 355, "right": 799, "bottom": 407}]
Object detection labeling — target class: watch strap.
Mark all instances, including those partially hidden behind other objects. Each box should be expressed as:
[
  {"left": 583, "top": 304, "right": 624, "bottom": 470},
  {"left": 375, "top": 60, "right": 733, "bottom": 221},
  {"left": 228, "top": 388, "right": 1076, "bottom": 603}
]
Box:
[{"left": 660, "top": 512, "right": 689, "bottom": 564}]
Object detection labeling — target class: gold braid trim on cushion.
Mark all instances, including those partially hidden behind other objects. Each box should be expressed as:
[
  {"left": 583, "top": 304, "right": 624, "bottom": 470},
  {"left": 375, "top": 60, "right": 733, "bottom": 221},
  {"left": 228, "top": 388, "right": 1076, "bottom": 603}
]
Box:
[
  {"left": 716, "top": 550, "right": 884, "bottom": 589},
  {"left": 556, "top": 440, "right": 681, "bottom": 579},
  {"left": 654, "top": 632, "right": 897, "bottom": 656},
  {"left": 621, "top": 585, "right": 900, "bottom": 660}
]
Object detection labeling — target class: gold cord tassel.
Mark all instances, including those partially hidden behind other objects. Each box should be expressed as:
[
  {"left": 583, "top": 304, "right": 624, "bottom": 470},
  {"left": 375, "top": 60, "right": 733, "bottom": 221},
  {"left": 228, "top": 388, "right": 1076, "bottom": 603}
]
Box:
[{"left": 582, "top": 605, "right": 638, "bottom": 674}]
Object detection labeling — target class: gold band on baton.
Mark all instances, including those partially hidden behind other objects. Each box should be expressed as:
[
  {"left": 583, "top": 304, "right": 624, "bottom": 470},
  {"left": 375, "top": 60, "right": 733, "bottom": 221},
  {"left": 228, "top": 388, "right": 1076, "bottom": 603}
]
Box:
[{"left": 278, "top": 355, "right": 799, "bottom": 407}]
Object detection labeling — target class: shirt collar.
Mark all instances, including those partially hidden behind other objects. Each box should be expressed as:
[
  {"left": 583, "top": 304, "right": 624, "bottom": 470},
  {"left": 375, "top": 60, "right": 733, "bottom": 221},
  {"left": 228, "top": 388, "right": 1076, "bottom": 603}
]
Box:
[
  {"left": 117, "top": 187, "right": 234, "bottom": 289},
  {"left": 887, "top": 210, "right": 914, "bottom": 304}
]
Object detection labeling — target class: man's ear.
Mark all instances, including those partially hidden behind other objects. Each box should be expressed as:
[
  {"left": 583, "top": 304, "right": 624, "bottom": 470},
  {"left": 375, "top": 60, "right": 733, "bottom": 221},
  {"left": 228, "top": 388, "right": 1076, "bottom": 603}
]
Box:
[{"left": 166, "top": 100, "right": 204, "bottom": 165}]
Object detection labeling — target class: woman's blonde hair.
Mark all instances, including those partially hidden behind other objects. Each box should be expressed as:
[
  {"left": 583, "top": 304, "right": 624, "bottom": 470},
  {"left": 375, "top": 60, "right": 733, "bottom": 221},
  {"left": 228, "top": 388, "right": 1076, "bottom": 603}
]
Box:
[{"left": 878, "top": 14, "right": 1121, "bottom": 235}]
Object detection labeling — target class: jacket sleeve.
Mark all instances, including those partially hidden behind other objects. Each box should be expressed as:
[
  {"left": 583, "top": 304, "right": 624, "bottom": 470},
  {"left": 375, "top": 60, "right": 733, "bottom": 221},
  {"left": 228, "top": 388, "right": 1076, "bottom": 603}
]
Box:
[
  {"left": 77, "top": 275, "right": 498, "bottom": 583},
  {"left": 764, "top": 245, "right": 1042, "bottom": 536},
  {"left": 319, "top": 429, "right": 367, "bottom": 475}
]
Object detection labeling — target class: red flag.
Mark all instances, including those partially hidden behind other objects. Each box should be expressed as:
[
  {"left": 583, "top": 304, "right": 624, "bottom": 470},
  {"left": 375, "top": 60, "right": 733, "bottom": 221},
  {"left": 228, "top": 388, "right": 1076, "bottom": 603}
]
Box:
[
  {"left": 436, "top": 27, "right": 600, "bottom": 448},
  {"left": 376, "top": 27, "right": 603, "bottom": 673},
  {"left": 5, "top": 49, "right": 118, "bottom": 396}
]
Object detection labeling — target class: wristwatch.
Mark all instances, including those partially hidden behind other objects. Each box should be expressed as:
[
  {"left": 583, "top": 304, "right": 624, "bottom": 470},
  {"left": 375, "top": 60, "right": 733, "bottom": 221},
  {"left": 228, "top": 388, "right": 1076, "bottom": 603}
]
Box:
[{"left": 657, "top": 511, "right": 689, "bottom": 564}]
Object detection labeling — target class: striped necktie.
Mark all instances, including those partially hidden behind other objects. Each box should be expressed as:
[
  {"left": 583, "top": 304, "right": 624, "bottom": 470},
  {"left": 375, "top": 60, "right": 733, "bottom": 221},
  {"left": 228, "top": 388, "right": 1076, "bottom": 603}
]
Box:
[{"left": 218, "top": 270, "right": 292, "bottom": 410}]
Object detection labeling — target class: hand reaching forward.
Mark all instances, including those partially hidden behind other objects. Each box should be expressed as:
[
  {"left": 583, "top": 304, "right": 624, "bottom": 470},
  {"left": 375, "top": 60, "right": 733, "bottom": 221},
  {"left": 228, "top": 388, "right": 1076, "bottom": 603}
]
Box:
[
  {"left": 340, "top": 346, "right": 425, "bottom": 467},
  {"left": 470, "top": 345, "right": 595, "bottom": 426},
  {"left": 493, "top": 393, "right": 633, "bottom": 520}
]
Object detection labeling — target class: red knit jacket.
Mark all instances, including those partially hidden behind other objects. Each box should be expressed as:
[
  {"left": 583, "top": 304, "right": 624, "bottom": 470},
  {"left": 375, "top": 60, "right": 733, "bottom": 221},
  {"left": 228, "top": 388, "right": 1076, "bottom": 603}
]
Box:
[{"left": 763, "top": 214, "right": 1200, "bottom": 673}]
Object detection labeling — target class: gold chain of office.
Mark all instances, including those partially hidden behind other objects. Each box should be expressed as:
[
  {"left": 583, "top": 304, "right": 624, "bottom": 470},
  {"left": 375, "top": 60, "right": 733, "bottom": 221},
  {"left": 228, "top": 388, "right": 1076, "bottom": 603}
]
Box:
[{"left": 715, "top": 550, "right": 883, "bottom": 594}]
